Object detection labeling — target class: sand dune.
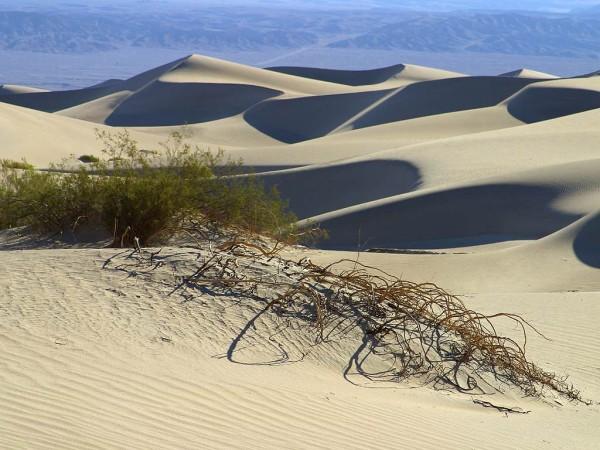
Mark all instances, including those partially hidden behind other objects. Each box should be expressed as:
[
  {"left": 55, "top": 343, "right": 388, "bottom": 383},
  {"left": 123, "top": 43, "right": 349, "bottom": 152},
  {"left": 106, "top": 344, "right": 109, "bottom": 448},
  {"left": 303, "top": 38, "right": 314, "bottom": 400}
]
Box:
[
  {"left": 226, "top": 105, "right": 524, "bottom": 168},
  {"left": 107, "top": 82, "right": 283, "bottom": 126},
  {"left": 0, "top": 84, "right": 49, "bottom": 95},
  {"left": 499, "top": 68, "right": 558, "bottom": 79},
  {"left": 5, "top": 55, "right": 594, "bottom": 135},
  {"left": 258, "top": 159, "right": 422, "bottom": 219},
  {"left": 0, "top": 84, "right": 122, "bottom": 113},
  {"left": 305, "top": 158, "right": 600, "bottom": 250},
  {"left": 242, "top": 105, "right": 600, "bottom": 184},
  {"left": 505, "top": 77, "right": 600, "bottom": 123},
  {"left": 57, "top": 91, "right": 134, "bottom": 124},
  {"left": 244, "top": 76, "right": 537, "bottom": 143},
  {"left": 56, "top": 54, "right": 371, "bottom": 127},
  {"left": 267, "top": 63, "right": 464, "bottom": 86},
  {"left": 0, "top": 57, "right": 186, "bottom": 113},
  {"left": 309, "top": 206, "right": 600, "bottom": 295},
  {"left": 159, "top": 54, "right": 354, "bottom": 95},
  {"left": 0, "top": 102, "right": 174, "bottom": 166},
  {"left": 2, "top": 54, "right": 600, "bottom": 449}
]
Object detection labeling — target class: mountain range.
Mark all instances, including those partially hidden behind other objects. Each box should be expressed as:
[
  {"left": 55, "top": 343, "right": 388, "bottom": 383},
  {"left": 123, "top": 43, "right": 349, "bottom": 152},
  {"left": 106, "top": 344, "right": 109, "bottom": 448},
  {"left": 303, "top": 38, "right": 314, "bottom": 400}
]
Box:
[{"left": 1, "top": 6, "right": 600, "bottom": 58}]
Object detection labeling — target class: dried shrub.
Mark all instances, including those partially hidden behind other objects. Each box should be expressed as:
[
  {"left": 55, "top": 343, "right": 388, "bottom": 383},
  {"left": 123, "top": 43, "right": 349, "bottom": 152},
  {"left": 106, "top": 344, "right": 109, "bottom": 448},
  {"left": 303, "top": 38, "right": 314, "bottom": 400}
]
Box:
[{"left": 108, "top": 232, "right": 586, "bottom": 404}]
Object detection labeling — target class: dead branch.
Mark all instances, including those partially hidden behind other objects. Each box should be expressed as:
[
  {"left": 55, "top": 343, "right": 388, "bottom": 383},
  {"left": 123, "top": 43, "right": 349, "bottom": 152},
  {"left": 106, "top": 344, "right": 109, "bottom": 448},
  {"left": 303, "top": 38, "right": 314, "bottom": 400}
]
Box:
[{"left": 104, "top": 228, "right": 586, "bottom": 403}]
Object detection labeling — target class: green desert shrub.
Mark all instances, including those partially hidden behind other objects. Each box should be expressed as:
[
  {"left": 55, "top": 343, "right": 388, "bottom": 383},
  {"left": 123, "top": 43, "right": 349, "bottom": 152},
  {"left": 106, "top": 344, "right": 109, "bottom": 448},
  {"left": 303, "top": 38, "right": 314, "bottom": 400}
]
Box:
[
  {"left": 1, "top": 159, "right": 34, "bottom": 170},
  {"left": 78, "top": 154, "right": 100, "bottom": 163},
  {"left": 0, "top": 130, "right": 298, "bottom": 246}
]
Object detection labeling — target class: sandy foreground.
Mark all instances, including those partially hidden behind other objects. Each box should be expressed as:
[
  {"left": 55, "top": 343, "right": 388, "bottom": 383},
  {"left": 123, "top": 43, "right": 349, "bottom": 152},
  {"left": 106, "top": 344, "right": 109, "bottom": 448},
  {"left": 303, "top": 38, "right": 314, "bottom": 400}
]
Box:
[
  {"left": 0, "top": 244, "right": 599, "bottom": 449},
  {"left": 1, "top": 54, "right": 600, "bottom": 448}
]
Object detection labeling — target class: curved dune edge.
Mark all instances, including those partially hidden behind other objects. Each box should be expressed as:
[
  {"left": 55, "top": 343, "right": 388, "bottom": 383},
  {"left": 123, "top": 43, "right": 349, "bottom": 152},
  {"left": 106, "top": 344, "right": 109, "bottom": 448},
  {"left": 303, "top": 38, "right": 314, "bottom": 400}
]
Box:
[
  {"left": 499, "top": 68, "right": 559, "bottom": 79},
  {"left": 0, "top": 84, "right": 49, "bottom": 95},
  {"left": 266, "top": 63, "right": 465, "bottom": 86},
  {"left": 299, "top": 158, "right": 600, "bottom": 248},
  {"left": 504, "top": 77, "right": 600, "bottom": 123}
]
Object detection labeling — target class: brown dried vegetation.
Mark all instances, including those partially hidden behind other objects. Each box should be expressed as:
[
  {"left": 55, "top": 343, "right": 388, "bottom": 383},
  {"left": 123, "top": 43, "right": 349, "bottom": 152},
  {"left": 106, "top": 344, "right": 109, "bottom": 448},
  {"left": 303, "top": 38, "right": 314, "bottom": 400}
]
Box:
[{"left": 107, "top": 227, "right": 586, "bottom": 403}]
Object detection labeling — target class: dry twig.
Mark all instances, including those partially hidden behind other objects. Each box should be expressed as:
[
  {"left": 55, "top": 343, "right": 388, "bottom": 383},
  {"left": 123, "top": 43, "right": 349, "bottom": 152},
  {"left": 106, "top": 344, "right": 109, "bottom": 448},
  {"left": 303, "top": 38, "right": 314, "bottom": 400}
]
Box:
[{"left": 106, "top": 230, "right": 586, "bottom": 403}]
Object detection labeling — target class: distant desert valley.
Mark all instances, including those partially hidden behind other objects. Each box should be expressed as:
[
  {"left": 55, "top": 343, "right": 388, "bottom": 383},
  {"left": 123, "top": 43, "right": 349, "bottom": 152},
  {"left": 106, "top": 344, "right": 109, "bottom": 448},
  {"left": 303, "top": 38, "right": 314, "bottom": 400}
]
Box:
[{"left": 2, "top": 37, "right": 600, "bottom": 450}]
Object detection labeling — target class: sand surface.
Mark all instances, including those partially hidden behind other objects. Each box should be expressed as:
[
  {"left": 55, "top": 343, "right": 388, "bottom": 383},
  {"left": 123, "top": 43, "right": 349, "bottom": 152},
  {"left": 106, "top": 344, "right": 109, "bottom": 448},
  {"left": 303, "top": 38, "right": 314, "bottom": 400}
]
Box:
[{"left": 1, "top": 54, "right": 600, "bottom": 449}]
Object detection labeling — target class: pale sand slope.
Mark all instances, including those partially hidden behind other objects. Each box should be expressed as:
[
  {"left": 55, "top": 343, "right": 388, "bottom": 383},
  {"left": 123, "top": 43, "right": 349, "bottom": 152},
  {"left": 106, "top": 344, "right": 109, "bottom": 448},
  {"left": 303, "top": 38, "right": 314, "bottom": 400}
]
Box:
[
  {"left": 1, "top": 243, "right": 599, "bottom": 450},
  {"left": 226, "top": 104, "right": 525, "bottom": 167},
  {"left": 0, "top": 101, "right": 280, "bottom": 167},
  {"left": 267, "top": 63, "right": 465, "bottom": 87},
  {"left": 0, "top": 102, "right": 169, "bottom": 166},
  {"left": 499, "top": 68, "right": 559, "bottom": 79},
  {"left": 0, "top": 84, "right": 49, "bottom": 95}
]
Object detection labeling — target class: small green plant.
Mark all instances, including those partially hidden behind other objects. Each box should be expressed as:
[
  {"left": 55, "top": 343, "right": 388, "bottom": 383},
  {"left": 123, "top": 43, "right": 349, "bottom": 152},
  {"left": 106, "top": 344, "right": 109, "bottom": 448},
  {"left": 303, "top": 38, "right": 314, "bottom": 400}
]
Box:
[
  {"left": 78, "top": 154, "right": 100, "bottom": 163},
  {"left": 1, "top": 159, "right": 34, "bottom": 170},
  {"left": 0, "top": 130, "right": 303, "bottom": 247}
]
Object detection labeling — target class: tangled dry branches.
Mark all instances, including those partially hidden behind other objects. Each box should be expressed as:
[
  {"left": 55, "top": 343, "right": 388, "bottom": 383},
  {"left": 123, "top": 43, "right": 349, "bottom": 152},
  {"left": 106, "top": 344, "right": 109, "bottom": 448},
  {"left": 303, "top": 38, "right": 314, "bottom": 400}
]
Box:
[{"left": 107, "top": 232, "right": 585, "bottom": 403}]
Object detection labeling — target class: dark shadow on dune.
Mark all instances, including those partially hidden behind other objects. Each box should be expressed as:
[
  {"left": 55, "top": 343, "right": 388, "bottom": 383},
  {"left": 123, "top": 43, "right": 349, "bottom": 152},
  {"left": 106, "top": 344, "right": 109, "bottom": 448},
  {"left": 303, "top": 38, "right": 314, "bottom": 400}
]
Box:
[
  {"left": 88, "top": 78, "right": 125, "bottom": 89},
  {"left": 507, "top": 86, "right": 600, "bottom": 123},
  {"left": 0, "top": 56, "right": 187, "bottom": 113},
  {"left": 266, "top": 64, "right": 407, "bottom": 86},
  {"left": 258, "top": 160, "right": 421, "bottom": 219},
  {"left": 244, "top": 89, "right": 392, "bottom": 143},
  {"left": 353, "top": 76, "right": 537, "bottom": 129},
  {"left": 0, "top": 85, "right": 122, "bottom": 112},
  {"left": 106, "top": 82, "right": 283, "bottom": 126},
  {"left": 315, "top": 184, "right": 583, "bottom": 250},
  {"left": 573, "top": 213, "right": 600, "bottom": 269},
  {"left": 245, "top": 76, "right": 538, "bottom": 143}
]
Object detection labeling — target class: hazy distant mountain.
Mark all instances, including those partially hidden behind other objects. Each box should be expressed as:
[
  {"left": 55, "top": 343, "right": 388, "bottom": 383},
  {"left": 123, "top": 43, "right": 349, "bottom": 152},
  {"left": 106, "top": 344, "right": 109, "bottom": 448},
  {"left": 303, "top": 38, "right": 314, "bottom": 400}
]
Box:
[
  {"left": 329, "top": 13, "right": 600, "bottom": 58},
  {"left": 571, "top": 4, "right": 600, "bottom": 15},
  {"left": 0, "top": 10, "right": 319, "bottom": 53},
  {"left": 1, "top": 6, "right": 600, "bottom": 58}
]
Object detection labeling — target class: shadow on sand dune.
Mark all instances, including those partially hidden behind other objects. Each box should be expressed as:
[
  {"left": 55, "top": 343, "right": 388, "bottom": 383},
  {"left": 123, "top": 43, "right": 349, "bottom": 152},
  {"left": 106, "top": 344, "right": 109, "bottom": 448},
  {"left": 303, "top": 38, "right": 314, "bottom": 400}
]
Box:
[
  {"left": 266, "top": 64, "right": 407, "bottom": 86},
  {"left": 507, "top": 86, "right": 600, "bottom": 123},
  {"left": 244, "top": 89, "right": 392, "bottom": 143},
  {"left": 0, "top": 57, "right": 188, "bottom": 113},
  {"left": 573, "top": 212, "right": 600, "bottom": 269},
  {"left": 245, "top": 76, "right": 537, "bottom": 143},
  {"left": 313, "top": 184, "right": 582, "bottom": 250},
  {"left": 0, "top": 85, "right": 121, "bottom": 113},
  {"left": 258, "top": 159, "right": 421, "bottom": 219},
  {"left": 352, "top": 76, "right": 536, "bottom": 129},
  {"left": 106, "top": 82, "right": 282, "bottom": 126}
]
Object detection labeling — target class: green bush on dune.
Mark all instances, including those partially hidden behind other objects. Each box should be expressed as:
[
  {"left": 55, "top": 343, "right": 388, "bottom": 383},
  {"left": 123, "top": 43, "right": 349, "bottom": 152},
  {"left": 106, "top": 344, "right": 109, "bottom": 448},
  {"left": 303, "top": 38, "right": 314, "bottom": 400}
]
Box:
[
  {"left": 1, "top": 159, "right": 34, "bottom": 170},
  {"left": 78, "top": 154, "right": 100, "bottom": 163},
  {"left": 0, "top": 129, "right": 298, "bottom": 246}
]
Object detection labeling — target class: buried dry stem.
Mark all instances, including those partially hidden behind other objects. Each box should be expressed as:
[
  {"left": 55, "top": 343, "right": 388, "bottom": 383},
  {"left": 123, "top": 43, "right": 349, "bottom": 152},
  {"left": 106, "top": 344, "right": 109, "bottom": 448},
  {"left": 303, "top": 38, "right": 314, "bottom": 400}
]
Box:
[{"left": 108, "top": 233, "right": 586, "bottom": 404}]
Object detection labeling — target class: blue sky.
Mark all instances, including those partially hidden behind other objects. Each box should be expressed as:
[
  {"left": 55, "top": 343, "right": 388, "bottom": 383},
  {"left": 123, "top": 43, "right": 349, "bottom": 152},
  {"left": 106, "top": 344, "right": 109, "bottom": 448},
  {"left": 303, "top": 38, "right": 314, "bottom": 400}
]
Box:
[{"left": 1, "top": 0, "right": 599, "bottom": 12}]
